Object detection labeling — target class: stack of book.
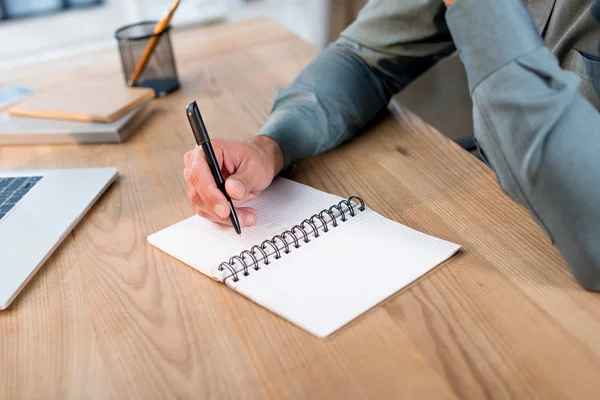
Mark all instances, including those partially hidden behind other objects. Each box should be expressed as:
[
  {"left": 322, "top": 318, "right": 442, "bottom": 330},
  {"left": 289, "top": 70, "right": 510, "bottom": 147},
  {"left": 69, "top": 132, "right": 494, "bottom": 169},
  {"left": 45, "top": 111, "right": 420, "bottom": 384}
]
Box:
[{"left": 0, "top": 81, "right": 155, "bottom": 145}]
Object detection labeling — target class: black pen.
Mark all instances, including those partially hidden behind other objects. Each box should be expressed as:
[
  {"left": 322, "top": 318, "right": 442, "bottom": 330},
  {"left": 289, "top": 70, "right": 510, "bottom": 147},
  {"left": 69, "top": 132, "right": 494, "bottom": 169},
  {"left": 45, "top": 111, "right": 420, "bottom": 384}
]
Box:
[{"left": 186, "top": 101, "right": 242, "bottom": 234}]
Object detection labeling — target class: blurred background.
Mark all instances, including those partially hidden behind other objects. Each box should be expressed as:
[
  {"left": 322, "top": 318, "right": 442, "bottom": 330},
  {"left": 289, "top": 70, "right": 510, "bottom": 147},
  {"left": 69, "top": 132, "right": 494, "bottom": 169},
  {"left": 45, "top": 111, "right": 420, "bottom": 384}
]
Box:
[
  {"left": 0, "top": 0, "right": 473, "bottom": 141},
  {"left": 0, "top": 0, "right": 344, "bottom": 69}
]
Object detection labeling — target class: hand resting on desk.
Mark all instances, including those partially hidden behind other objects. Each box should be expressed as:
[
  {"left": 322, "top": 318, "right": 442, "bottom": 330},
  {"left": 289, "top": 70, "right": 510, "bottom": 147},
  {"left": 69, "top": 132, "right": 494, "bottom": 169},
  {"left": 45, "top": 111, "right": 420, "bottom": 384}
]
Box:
[{"left": 183, "top": 135, "right": 284, "bottom": 228}]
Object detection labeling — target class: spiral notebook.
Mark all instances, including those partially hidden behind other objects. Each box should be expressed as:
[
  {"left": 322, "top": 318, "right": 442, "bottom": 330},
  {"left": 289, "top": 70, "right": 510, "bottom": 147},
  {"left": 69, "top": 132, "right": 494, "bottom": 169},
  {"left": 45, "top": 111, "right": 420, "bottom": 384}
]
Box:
[{"left": 147, "top": 178, "right": 461, "bottom": 337}]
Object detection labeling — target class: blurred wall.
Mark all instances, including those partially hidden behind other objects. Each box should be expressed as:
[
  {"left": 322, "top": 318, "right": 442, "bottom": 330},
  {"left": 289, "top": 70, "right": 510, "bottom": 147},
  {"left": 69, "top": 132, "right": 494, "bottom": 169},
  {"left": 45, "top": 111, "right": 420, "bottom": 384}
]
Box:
[
  {"left": 328, "top": 0, "right": 366, "bottom": 42},
  {"left": 228, "top": 0, "right": 331, "bottom": 49}
]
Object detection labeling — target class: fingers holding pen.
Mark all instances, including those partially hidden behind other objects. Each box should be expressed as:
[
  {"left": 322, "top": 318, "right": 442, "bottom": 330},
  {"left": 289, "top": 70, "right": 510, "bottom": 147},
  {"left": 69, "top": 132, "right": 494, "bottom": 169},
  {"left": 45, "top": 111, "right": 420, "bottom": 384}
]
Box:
[{"left": 184, "top": 149, "right": 257, "bottom": 226}]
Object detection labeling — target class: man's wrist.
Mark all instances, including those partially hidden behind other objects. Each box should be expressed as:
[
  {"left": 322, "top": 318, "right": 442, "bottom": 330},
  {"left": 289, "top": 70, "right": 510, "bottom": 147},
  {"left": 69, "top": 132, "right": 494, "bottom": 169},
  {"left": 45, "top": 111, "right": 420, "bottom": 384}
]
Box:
[{"left": 249, "top": 135, "right": 285, "bottom": 178}]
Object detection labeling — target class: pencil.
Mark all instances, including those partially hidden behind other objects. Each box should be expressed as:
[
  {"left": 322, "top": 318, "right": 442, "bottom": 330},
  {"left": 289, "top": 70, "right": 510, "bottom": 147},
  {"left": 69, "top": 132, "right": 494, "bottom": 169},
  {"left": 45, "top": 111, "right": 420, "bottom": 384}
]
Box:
[{"left": 127, "top": 0, "right": 181, "bottom": 87}]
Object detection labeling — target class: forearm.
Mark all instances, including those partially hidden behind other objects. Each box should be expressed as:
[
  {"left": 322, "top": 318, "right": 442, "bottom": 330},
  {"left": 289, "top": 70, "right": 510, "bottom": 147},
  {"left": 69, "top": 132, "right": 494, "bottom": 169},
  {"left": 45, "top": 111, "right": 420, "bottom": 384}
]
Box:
[
  {"left": 258, "top": 0, "right": 455, "bottom": 170},
  {"left": 447, "top": 0, "right": 600, "bottom": 289},
  {"left": 257, "top": 43, "right": 393, "bottom": 170}
]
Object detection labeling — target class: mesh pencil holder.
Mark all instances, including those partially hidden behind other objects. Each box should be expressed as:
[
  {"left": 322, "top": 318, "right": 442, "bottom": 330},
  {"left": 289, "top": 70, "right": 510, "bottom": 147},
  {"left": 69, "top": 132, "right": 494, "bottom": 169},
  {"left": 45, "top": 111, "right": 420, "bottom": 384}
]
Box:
[{"left": 115, "top": 21, "right": 180, "bottom": 97}]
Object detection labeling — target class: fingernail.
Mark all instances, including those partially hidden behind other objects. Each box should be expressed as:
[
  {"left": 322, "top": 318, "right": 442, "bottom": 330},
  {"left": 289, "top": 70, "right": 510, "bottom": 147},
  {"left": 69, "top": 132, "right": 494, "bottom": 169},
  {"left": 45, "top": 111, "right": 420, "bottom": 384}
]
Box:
[
  {"left": 246, "top": 213, "right": 256, "bottom": 226},
  {"left": 214, "top": 204, "right": 227, "bottom": 218},
  {"left": 229, "top": 179, "right": 245, "bottom": 197}
]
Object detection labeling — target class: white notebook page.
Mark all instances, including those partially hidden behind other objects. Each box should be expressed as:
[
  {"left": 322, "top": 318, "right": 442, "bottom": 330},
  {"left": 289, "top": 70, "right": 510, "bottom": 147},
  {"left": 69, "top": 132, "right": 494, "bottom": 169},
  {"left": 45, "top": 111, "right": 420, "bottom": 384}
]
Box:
[
  {"left": 148, "top": 178, "right": 461, "bottom": 337},
  {"left": 226, "top": 208, "right": 461, "bottom": 338},
  {"left": 147, "top": 178, "right": 347, "bottom": 280}
]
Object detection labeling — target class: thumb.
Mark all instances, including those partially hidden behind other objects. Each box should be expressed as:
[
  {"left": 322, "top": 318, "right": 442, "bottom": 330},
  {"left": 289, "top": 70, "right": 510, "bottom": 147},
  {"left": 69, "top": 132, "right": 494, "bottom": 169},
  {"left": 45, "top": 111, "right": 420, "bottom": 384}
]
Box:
[{"left": 225, "top": 165, "right": 259, "bottom": 201}]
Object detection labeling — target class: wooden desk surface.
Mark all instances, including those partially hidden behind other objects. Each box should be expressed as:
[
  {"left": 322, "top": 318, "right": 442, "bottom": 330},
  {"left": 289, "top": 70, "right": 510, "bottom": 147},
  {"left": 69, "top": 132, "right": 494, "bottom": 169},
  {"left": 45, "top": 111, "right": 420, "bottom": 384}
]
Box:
[{"left": 2, "top": 18, "right": 600, "bottom": 400}]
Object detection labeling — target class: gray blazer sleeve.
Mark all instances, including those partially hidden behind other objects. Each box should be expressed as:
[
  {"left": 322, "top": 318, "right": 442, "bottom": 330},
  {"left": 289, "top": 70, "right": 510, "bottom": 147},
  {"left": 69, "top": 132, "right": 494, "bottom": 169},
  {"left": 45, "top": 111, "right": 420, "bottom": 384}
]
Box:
[
  {"left": 259, "top": 0, "right": 455, "bottom": 169},
  {"left": 447, "top": 0, "right": 600, "bottom": 289}
]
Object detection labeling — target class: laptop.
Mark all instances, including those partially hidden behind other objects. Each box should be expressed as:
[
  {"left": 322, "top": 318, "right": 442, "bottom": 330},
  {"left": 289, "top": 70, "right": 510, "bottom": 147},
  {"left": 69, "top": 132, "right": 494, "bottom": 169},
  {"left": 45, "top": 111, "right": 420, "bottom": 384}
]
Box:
[{"left": 0, "top": 167, "right": 117, "bottom": 309}]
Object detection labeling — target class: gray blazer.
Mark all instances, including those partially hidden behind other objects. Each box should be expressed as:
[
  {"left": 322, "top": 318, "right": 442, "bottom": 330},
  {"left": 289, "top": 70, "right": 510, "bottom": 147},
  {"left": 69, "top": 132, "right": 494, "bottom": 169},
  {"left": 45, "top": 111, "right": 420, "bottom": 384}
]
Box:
[
  {"left": 259, "top": 0, "right": 600, "bottom": 289},
  {"left": 530, "top": 0, "right": 600, "bottom": 109}
]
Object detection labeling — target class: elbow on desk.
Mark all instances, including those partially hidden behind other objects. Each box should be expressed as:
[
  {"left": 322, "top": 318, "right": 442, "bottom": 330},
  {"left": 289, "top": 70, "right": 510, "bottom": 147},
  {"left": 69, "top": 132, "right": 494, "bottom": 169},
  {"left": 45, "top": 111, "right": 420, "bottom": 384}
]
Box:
[
  {"left": 512, "top": 135, "right": 600, "bottom": 292},
  {"left": 510, "top": 166, "right": 600, "bottom": 293},
  {"left": 559, "top": 235, "right": 600, "bottom": 292},
  {"left": 568, "top": 260, "right": 600, "bottom": 292},
  {"left": 476, "top": 136, "right": 600, "bottom": 293}
]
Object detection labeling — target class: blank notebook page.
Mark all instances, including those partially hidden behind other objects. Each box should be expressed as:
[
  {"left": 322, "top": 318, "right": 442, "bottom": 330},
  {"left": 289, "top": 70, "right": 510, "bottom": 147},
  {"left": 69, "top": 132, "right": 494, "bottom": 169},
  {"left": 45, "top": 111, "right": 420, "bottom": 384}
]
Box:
[
  {"left": 148, "top": 177, "right": 461, "bottom": 337},
  {"left": 147, "top": 178, "right": 347, "bottom": 280},
  {"left": 225, "top": 207, "right": 461, "bottom": 338}
]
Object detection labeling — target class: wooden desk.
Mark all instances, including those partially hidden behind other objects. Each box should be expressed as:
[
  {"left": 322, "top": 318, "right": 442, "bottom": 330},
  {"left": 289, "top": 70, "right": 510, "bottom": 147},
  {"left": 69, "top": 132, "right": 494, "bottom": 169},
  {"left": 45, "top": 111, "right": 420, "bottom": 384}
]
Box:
[{"left": 2, "top": 18, "right": 600, "bottom": 400}]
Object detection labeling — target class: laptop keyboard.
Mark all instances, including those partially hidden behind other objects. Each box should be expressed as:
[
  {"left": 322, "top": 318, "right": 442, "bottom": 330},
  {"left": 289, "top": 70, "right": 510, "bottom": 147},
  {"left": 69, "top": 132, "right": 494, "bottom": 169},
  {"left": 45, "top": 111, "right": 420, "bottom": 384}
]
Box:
[{"left": 0, "top": 176, "right": 43, "bottom": 221}]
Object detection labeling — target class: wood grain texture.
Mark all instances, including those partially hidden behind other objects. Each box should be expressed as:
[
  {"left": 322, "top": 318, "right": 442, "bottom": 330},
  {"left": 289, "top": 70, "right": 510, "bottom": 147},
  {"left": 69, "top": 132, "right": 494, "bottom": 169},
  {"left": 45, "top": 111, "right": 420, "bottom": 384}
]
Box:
[{"left": 1, "top": 18, "right": 600, "bottom": 400}]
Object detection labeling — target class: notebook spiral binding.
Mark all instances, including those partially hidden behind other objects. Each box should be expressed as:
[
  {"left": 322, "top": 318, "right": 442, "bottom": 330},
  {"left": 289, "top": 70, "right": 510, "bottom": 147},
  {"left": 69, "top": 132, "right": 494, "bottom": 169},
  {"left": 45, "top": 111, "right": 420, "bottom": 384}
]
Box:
[{"left": 218, "top": 196, "right": 366, "bottom": 282}]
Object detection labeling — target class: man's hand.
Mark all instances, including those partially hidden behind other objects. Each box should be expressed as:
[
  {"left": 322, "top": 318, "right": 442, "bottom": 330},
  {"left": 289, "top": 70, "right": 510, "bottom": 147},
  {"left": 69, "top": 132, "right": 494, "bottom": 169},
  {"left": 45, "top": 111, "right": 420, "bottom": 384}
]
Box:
[
  {"left": 183, "top": 135, "right": 284, "bottom": 228},
  {"left": 443, "top": 0, "right": 455, "bottom": 5}
]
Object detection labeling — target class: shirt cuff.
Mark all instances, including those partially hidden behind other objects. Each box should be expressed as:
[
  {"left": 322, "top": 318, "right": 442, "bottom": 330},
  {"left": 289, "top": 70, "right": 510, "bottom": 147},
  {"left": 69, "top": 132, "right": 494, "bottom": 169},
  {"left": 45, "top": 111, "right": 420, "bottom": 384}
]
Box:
[
  {"left": 445, "top": 0, "right": 545, "bottom": 92},
  {"left": 257, "top": 105, "right": 321, "bottom": 171}
]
